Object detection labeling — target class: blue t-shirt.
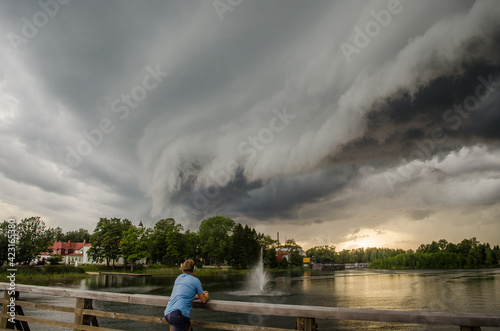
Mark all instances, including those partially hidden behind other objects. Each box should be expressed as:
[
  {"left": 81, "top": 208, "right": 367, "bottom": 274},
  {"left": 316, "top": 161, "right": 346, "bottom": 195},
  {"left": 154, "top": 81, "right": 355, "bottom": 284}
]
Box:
[{"left": 164, "top": 273, "right": 204, "bottom": 318}]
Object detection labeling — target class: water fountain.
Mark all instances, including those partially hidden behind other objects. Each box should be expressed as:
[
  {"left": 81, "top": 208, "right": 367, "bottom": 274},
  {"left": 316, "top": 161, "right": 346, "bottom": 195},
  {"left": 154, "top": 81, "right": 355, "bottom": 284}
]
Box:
[
  {"left": 246, "top": 250, "right": 270, "bottom": 293},
  {"left": 228, "top": 250, "right": 287, "bottom": 297}
]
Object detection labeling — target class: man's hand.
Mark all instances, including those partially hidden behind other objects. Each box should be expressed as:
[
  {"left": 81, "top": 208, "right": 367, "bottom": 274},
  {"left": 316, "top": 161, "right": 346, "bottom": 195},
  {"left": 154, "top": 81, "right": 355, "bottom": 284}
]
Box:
[{"left": 198, "top": 291, "right": 209, "bottom": 303}]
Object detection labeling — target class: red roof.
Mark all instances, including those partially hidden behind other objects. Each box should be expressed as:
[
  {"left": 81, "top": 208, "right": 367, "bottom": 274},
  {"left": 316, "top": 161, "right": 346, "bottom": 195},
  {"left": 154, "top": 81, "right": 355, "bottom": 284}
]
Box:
[
  {"left": 52, "top": 241, "right": 86, "bottom": 251},
  {"left": 42, "top": 241, "right": 88, "bottom": 256}
]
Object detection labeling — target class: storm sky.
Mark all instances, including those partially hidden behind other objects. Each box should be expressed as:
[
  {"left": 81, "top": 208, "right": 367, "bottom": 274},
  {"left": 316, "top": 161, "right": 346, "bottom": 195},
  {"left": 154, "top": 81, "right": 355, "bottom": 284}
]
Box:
[{"left": 1, "top": 0, "right": 499, "bottom": 250}]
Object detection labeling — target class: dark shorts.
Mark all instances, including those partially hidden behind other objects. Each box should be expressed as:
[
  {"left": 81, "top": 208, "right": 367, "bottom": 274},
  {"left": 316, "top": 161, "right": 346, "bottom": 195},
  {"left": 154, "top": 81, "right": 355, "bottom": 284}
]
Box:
[{"left": 165, "top": 310, "right": 191, "bottom": 331}]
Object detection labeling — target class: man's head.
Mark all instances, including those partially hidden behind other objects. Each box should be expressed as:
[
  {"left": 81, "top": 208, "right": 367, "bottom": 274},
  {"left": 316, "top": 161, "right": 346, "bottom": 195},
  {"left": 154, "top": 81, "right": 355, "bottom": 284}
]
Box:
[{"left": 182, "top": 259, "right": 195, "bottom": 273}]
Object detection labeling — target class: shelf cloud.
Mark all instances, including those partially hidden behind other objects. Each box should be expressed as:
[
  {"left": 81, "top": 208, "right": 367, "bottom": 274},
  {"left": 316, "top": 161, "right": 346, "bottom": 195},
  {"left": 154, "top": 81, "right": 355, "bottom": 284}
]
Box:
[{"left": 1, "top": 0, "right": 499, "bottom": 249}]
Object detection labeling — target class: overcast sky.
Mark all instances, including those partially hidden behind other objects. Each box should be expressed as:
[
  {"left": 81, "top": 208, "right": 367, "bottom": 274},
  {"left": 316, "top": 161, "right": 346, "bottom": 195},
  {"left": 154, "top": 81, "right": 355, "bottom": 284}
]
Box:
[{"left": 1, "top": 0, "right": 499, "bottom": 250}]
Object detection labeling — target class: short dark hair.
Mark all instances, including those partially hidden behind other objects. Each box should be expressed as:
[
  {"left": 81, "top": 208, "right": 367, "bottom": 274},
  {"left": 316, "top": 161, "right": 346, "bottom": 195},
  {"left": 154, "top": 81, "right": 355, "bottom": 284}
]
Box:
[{"left": 182, "top": 259, "right": 195, "bottom": 273}]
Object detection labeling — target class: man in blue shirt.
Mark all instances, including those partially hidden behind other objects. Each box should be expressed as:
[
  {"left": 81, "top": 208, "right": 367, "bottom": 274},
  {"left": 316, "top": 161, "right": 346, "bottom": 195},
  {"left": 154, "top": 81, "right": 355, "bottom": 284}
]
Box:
[{"left": 164, "top": 259, "right": 209, "bottom": 331}]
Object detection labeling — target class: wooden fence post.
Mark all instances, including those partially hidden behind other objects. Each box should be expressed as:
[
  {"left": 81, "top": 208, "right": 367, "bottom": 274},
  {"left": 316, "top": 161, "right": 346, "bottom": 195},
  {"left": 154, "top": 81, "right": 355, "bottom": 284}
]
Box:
[
  {"left": 0, "top": 290, "right": 8, "bottom": 329},
  {"left": 74, "top": 297, "right": 85, "bottom": 331},
  {"left": 1, "top": 291, "right": 30, "bottom": 330},
  {"left": 296, "top": 317, "right": 318, "bottom": 331}
]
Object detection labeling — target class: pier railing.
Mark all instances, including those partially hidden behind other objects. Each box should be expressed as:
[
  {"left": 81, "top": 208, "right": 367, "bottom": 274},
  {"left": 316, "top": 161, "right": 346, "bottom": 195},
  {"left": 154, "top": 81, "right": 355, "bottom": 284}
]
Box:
[{"left": 0, "top": 283, "right": 499, "bottom": 330}]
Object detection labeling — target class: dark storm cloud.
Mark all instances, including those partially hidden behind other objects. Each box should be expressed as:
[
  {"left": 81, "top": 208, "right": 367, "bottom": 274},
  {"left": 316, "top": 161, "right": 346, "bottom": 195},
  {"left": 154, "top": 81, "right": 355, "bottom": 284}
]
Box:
[
  {"left": 1, "top": 0, "right": 500, "bottom": 248},
  {"left": 330, "top": 64, "right": 500, "bottom": 167},
  {"left": 222, "top": 166, "right": 355, "bottom": 221}
]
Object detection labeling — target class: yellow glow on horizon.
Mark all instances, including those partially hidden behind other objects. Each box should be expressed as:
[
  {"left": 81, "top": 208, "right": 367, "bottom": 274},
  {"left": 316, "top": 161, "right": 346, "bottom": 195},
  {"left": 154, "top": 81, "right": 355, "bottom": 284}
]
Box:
[{"left": 337, "top": 228, "right": 411, "bottom": 251}]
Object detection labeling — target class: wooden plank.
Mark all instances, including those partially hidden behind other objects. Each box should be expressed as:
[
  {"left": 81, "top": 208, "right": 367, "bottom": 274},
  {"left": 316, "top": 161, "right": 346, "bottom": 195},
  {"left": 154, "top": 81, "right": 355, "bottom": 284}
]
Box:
[
  {"left": 0, "top": 283, "right": 499, "bottom": 328},
  {"left": 0, "top": 313, "right": 120, "bottom": 331},
  {"left": 0, "top": 283, "right": 169, "bottom": 307},
  {"left": 296, "top": 317, "right": 317, "bottom": 331},
  {"left": 0, "top": 291, "right": 9, "bottom": 329},
  {"left": 3, "top": 300, "right": 77, "bottom": 313},
  {"left": 191, "top": 320, "right": 295, "bottom": 331},
  {"left": 81, "top": 309, "right": 167, "bottom": 324},
  {"left": 74, "top": 297, "right": 85, "bottom": 330},
  {"left": 128, "top": 294, "right": 168, "bottom": 306},
  {"left": 194, "top": 300, "right": 500, "bottom": 327}
]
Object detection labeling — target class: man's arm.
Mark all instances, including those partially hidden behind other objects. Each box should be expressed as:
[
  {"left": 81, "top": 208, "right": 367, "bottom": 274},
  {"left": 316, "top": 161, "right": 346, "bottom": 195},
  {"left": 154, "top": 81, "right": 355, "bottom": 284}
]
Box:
[{"left": 194, "top": 291, "right": 209, "bottom": 303}]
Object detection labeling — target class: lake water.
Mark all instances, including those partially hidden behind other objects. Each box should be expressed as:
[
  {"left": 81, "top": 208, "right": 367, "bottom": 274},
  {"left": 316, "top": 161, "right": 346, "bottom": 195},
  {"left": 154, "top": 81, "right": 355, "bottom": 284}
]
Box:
[{"left": 19, "top": 268, "right": 500, "bottom": 330}]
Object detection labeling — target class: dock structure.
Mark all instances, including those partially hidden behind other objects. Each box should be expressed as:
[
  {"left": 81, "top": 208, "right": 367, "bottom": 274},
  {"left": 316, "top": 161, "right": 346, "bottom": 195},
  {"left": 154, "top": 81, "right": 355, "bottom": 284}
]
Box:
[{"left": 0, "top": 283, "right": 499, "bottom": 330}]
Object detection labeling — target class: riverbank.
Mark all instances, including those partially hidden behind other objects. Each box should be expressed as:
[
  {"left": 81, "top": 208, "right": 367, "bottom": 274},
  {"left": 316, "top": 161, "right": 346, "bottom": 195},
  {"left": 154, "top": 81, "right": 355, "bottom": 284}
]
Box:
[
  {"left": 0, "top": 265, "right": 90, "bottom": 285},
  {"left": 0, "top": 264, "right": 248, "bottom": 285},
  {"left": 1, "top": 264, "right": 311, "bottom": 286}
]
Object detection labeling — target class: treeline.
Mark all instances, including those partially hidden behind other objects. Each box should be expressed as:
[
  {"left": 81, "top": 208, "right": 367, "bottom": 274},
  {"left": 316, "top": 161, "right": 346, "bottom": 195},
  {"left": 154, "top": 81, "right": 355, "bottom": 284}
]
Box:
[
  {"left": 306, "top": 245, "right": 409, "bottom": 264},
  {"left": 87, "top": 216, "right": 306, "bottom": 270},
  {"left": 3, "top": 217, "right": 498, "bottom": 271},
  {"left": 305, "top": 238, "right": 500, "bottom": 269},
  {"left": 0, "top": 216, "right": 300, "bottom": 270},
  {"left": 370, "top": 238, "right": 500, "bottom": 269}
]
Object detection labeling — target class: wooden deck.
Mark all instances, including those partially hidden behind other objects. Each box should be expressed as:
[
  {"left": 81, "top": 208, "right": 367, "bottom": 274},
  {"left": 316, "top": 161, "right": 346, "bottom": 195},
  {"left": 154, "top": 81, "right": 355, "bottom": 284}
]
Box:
[{"left": 0, "top": 282, "right": 499, "bottom": 330}]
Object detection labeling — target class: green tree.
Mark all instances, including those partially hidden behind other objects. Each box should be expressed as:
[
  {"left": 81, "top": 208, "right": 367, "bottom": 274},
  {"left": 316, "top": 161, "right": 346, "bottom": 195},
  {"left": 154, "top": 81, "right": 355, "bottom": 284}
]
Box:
[
  {"left": 120, "top": 226, "right": 151, "bottom": 272},
  {"left": 0, "top": 221, "right": 10, "bottom": 266},
  {"left": 492, "top": 245, "right": 500, "bottom": 264},
  {"left": 17, "top": 217, "right": 53, "bottom": 264},
  {"left": 149, "top": 218, "right": 183, "bottom": 265},
  {"left": 198, "top": 216, "right": 235, "bottom": 265},
  {"left": 47, "top": 254, "right": 63, "bottom": 265},
  {"left": 180, "top": 230, "right": 200, "bottom": 261},
  {"left": 306, "top": 245, "right": 337, "bottom": 264},
  {"left": 62, "top": 228, "right": 91, "bottom": 242},
  {"left": 258, "top": 234, "right": 279, "bottom": 267},
  {"left": 265, "top": 247, "right": 278, "bottom": 268},
  {"left": 89, "top": 218, "right": 131, "bottom": 267},
  {"left": 283, "top": 238, "right": 303, "bottom": 267},
  {"left": 46, "top": 227, "right": 64, "bottom": 242},
  {"left": 229, "top": 224, "right": 260, "bottom": 269}
]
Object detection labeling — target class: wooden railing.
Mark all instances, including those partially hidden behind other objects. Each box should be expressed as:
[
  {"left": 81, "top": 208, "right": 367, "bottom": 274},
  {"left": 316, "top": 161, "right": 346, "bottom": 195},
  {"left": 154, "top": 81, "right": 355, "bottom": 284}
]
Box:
[{"left": 0, "top": 283, "right": 499, "bottom": 330}]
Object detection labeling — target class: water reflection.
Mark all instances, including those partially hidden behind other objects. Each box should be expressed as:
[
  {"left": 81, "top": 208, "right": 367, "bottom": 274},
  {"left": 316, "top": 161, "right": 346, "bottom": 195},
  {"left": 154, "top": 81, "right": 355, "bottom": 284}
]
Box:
[{"left": 19, "top": 269, "right": 500, "bottom": 331}]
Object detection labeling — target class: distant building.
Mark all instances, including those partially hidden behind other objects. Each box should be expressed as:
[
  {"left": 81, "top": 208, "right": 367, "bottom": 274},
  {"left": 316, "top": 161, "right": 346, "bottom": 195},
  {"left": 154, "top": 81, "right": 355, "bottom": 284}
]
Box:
[
  {"left": 39, "top": 240, "right": 92, "bottom": 265},
  {"left": 275, "top": 245, "right": 304, "bottom": 263},
  {"left": 38, "top": 241, "right": 146, "bottom": 266}
]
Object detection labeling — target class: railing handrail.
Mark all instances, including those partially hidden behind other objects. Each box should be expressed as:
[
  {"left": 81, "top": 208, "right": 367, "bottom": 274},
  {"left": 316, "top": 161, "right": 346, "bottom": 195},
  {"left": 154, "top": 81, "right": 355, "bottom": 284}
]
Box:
[{"left": 1, "top": 283, "right": 499, "bottom": 328}]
